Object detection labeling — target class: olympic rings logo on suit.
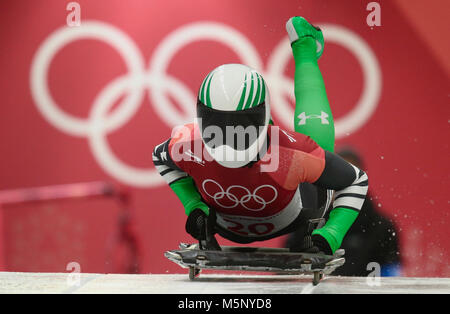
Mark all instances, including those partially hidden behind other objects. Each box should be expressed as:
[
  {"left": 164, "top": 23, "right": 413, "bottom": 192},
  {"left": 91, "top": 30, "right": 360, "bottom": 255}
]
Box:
[
  {"left": 201, "top": 179, "right": 277, "bottom": 212},
  {"left": 30, "top": 20, "right": 381, "bottom": 188}
]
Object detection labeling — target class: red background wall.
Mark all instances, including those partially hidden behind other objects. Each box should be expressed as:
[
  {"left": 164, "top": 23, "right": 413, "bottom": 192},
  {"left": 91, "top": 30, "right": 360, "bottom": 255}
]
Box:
[{"left": 0, "top": 0, "right": 448, "bottom": 276}]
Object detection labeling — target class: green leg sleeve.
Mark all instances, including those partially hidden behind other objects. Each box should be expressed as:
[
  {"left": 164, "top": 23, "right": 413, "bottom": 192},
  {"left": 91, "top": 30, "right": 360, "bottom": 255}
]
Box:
[
  {"left": 292, "top": 37, "right": 335, "bottom": 152},
  {"left": 292, "top": 36, "right": 357, "bottom": 254}
]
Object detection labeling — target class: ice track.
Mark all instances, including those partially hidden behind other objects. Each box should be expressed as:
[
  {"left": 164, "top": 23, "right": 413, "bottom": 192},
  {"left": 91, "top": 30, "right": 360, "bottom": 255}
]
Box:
[{"left": 0, "top": 272, "right": 448, "bottom": 294}]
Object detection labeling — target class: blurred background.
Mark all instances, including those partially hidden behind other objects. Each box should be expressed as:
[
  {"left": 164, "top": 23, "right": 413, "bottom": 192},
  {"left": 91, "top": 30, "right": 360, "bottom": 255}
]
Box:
[{"left": 0, "top": 0, "right": 448, "bottom": 277}]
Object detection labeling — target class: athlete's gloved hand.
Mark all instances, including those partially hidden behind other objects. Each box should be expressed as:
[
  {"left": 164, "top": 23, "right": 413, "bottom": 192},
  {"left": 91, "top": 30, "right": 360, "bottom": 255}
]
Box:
[
  {"left": 185, "top": 209, "right": 208, "bottom": 240},
  {"left": 310, "top": 234, "right": 333, "bottom": 255},
  {"left": 299, "top": 234, "right": 333, "bottom": 255},
  {"left": 185, "top": 208, "right": 221, "bottom": 250}
]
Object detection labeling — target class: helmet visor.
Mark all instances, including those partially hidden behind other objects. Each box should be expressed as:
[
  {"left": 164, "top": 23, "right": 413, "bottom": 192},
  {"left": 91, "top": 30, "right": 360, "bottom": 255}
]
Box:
[{"left": 197, "top": 101, "right": 267, "bottom": 152}]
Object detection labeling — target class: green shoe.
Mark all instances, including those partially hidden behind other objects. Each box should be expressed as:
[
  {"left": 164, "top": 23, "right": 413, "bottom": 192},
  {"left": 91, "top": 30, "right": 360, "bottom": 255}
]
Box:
[{"left": 286, "top": 16, "right": 324, "bottom": 59}]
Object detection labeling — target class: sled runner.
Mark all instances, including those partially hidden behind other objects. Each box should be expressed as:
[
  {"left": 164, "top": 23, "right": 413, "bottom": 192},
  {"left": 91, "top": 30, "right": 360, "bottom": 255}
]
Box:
[{"left": 165, "top": 243, "right": 345, "bottom": 286}]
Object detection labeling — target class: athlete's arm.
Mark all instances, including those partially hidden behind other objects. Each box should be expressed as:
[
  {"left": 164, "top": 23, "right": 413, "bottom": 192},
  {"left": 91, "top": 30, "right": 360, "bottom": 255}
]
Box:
[
  {"left": 152, "top": 139, "right": 209, "bottom": 216},
  {"left": 311, "top": 151, "right": 369, "bottom": 254},
  {"left": 288, "top": 142, "right": 369, "bottom": 254}
]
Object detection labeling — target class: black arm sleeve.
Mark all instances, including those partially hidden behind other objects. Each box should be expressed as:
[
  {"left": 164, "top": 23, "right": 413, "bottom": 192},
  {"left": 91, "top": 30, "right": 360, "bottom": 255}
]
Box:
[
  {"left": 314, "top": 151, "right": 369, "bottom": 212},
  {"left": 152, "top": 138, "right": 188, "bottom": 185}
]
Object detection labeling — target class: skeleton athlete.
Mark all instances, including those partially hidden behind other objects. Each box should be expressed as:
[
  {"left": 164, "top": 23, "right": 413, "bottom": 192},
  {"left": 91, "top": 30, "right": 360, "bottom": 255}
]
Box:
[{"left": 153, "top": 17, "right": 368, "bottom": 254}]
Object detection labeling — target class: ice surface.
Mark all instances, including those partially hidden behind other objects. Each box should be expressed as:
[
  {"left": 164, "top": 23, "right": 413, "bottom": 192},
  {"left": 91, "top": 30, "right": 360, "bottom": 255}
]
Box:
[{"left": 0, "top": 272, "right": 448, "bottom": 294}]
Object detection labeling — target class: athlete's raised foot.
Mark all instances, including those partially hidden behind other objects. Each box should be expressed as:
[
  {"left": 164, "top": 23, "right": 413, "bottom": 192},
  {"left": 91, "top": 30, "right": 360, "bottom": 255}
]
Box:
[{"left": 286, "top": 16, "right": 324, "bottom": 59}]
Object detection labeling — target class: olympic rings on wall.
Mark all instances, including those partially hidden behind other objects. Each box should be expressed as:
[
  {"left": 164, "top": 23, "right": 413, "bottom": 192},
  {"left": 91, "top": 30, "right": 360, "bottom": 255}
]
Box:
[{"left": 30, "top": 20, "right": 381, "bottom": 187}]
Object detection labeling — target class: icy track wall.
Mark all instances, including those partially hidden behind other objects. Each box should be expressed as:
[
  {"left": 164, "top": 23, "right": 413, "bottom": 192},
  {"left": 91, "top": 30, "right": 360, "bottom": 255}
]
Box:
[{"left": 0, "top": 0, "right": 448, "bottom": 277}]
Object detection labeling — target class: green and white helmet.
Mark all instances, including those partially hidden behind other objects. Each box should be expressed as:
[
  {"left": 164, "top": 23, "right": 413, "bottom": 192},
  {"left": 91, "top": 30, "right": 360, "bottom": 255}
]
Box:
[{"left": 196, "top": 64, "right": 271, "bottom": 168}]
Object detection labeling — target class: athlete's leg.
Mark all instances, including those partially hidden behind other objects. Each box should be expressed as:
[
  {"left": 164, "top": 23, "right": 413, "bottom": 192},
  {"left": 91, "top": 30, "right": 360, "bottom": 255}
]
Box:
[
  {"left": 284, "top": 18, "right": 337, "bottom": 252},
  {"left": 286, "top": 17, "right": 335, "bottom": 152}
]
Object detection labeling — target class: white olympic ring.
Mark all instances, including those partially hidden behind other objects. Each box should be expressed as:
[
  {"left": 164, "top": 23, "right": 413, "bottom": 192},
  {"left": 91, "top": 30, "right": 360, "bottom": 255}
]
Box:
[
  {"left": 30, "top": 20, "right": 382, "bottom": 187},
  {"left": 201, "top": 179, "right": 277, "bottom": 212}
]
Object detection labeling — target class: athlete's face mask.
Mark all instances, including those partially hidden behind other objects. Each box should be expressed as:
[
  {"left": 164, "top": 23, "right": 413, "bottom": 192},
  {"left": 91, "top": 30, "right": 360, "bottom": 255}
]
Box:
[{"left": 197, "top": 101, "right": 267, "bottom": 152}]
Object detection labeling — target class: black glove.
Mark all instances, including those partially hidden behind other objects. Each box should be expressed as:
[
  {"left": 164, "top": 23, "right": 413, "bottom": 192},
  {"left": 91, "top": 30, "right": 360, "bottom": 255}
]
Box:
[
  {"left": 185, "top": 209, "right": 208, "bottom": 240},
  {"left": 292, "top": 234, "right": 333, "bottom": 255},
  {"left": 310, "top": 234, "right": 333, "bottom": 255}
]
